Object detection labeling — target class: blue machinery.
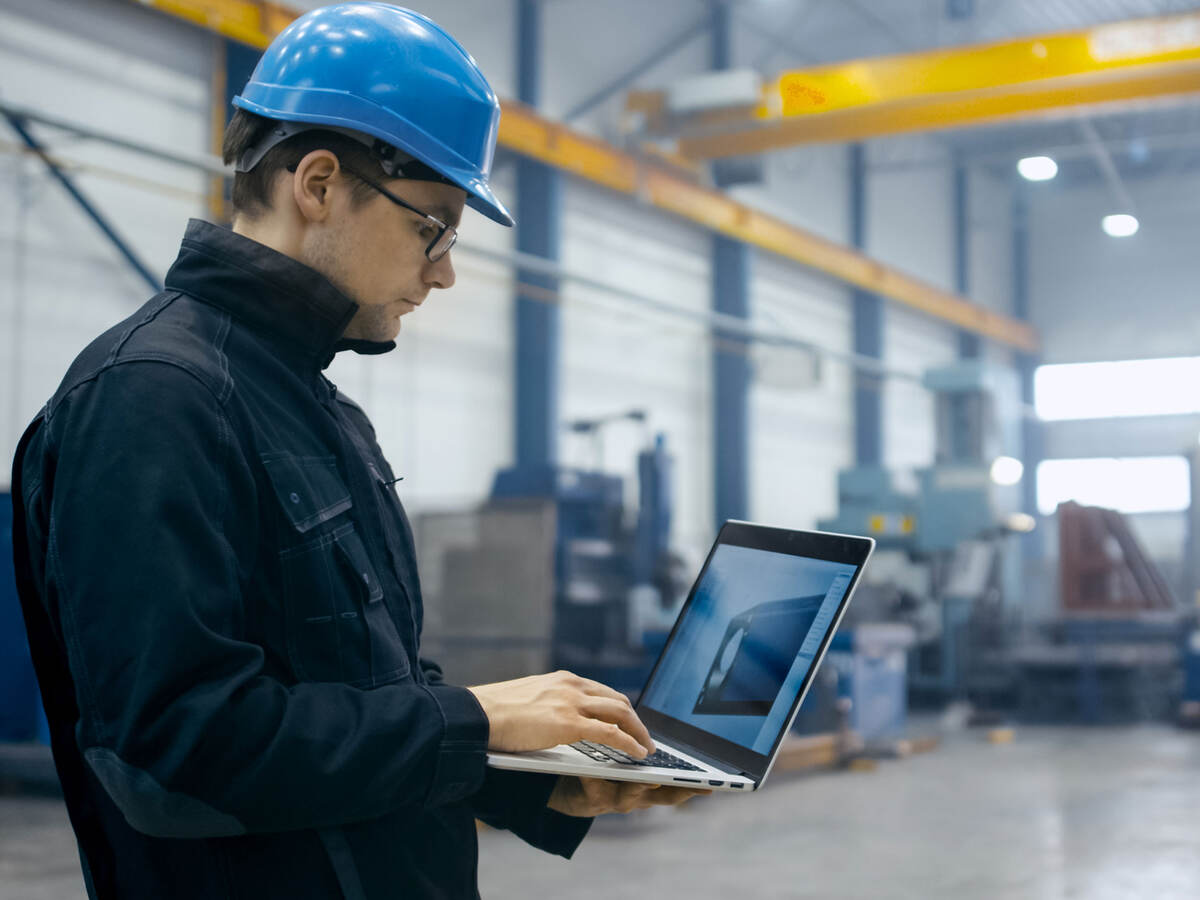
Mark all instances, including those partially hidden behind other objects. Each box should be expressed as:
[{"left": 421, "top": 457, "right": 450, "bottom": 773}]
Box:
[
  {"left": 820, "top": 359, "right": 1193, "bottom": 722},
  {"left": 819, "top": 360, "right": 1026, "bottom": 703},
  {"left": 491, "top": 416, "right": 678, "bottom": 692}
]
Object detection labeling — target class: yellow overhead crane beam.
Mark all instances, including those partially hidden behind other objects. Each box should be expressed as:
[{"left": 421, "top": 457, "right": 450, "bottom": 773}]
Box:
[
  {"left": 131, "top": 0, "right": 1038, "bottom": 352},
  {"left": 679, "top": 11, "right": 1200, "bottom": 159}
]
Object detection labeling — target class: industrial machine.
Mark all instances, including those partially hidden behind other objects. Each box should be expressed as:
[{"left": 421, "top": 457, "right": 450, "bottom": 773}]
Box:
[
  {"left": 818, "top": 361, "right": 1029, "bottom": 706},
  {"left": 1014, "top": 501, "right": 1187, "bottom": 723},
  {"left": 488, "top": 414, "right": 684, "bottom": 693}
]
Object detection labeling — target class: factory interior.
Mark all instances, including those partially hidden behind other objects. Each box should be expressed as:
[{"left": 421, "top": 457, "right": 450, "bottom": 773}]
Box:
[{"left": 2, "top": 0, "right": 1200, "bottom": 897}]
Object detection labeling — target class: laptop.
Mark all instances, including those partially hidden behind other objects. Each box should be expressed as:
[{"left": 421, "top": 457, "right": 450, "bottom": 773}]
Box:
[{"left": 487, "top": 521, "right": 875, "bottom": 792}]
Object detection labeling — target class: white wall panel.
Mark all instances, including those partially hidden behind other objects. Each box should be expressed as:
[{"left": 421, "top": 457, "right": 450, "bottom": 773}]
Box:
[
  {"left": 968, "top": 168, "right": 1014, "bottom": 316},
  {"left": 749, "top": 255, "right": 853, "bottom": 531},
  {"left": 543, "top": 0, "right": 705, "bottom": 131},
  {"left": 883, "top": 307, "right": 958, "bottom": 470},
  {"left": 0, "top": 0, "right": 210, "bottom": 488},
  {"left": 868, "top": 136, "right": 955, "bottom": 294},
  {"left": 867, "top": 138, "right": 959, "bottom": 471},
  {"left": 731, "top": 144, "right": 850, "bottom": 245},
  {"left": 560, "top": 180, "right": 714, "bottom": 558}
]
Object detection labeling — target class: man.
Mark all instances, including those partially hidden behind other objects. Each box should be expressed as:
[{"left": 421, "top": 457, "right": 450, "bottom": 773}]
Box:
[{"left": 10, "top": 5, "right": 702, "bottom": 898}]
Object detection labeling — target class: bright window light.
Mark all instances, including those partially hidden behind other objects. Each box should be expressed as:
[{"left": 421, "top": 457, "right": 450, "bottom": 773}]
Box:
[
  {"left": 1017, "top": 156, "right": 1058, "bottom": 181},
  {"left": 1037, "top": 457, "right": 1190, "bottom": 516},
  {"left": 1035, "top": 357, "right": 1200, "bottom": 421},
  {"left": 1102, "top": 213, "right": 1139, "bottom": 237}
]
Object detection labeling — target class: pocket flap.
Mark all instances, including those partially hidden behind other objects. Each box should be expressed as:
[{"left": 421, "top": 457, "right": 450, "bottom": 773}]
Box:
[{"left": 261, "top": 454, "right": 352, "bottom": 533}]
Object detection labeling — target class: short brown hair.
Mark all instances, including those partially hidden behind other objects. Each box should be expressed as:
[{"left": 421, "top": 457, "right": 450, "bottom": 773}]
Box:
[{"left": 221, "top": 108, "right": 379, "bottom": 219}]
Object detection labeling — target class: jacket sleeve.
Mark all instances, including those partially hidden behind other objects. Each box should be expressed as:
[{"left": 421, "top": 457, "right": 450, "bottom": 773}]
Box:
[
  {"left": 470, "top": 768, "right": 593, "bottom": 858},
  {"left": 417, "top": 657, "right": 595, "bottom": 854},
  {"left": 417, "top": 656, "right": 593, "bottom": 856},
  {"left": 34, "top": 361, "right": 490, "bottom": 838}
]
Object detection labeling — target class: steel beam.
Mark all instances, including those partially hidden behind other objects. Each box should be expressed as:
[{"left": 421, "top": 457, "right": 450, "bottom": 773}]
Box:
[
  {"left": 0, "top": 102, "right": 226, "bottom": 176},
  {"left": 3, "top": 112, "right": 161, "bottom": 293},
  {"left": 1076, "top": 117, "right": 1137, "bottom": 213},
  {"left": 514, "top": 0, "right": 562, "bottom": 471},
  {"left": 1013, "top": 182, "right": 1043, "bottom": 556},
  {"left": 564, "top": 12, "right": 714, "bottom": 122},
  {"left": 496, "top": 102, "right": 1035, "bottom": 351},
  {"left": 850, "top": 144, "right": 883, "bottom": 468},
  {"left": 737, "top": 2, "right": 818, "bottom": 72},
  {"left": 680, "top": 11, "right": 1200, "bottom": 158},
  {"left": 131, "top": 0, "right": 1039, "bottom": 352},
  {"left": 955, "top": 162, "right": 981, "bottom": 359},
  {"left": 711, "top": 0, "right": 749, "bottom": 529},
  {"left": 713, "top": 236, "right": 751, "bottom": 528}
]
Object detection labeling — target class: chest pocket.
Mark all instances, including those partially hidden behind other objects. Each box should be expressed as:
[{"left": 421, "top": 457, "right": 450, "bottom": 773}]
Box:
[{"left": 262, "top": 453, "right": 410, "bottom": 688}]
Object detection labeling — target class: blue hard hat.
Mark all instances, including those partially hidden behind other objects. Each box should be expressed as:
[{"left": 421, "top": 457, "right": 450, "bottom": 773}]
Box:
[{"left": 233, "top": 3, "right": 513, "bottom": 226}]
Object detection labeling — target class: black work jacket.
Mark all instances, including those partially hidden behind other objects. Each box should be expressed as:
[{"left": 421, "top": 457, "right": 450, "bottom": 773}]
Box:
[{"left": 10, "top": 219, "right": 590, "bottom": 900}]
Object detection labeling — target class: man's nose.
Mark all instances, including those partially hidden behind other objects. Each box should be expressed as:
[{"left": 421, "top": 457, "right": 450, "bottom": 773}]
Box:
[{"left": 425, "top": 252, "right": 455, "bottom": 290}]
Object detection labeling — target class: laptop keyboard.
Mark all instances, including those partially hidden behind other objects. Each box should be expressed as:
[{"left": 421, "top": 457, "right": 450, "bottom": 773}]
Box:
[{"left": 570, "top": 740, "right": 703, "bottom": 771}]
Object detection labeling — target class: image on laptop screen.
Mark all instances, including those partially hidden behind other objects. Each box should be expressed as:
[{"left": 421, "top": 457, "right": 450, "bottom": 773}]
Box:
[{"left": 639, "top": 543, "right": 858, "bottom": 756}]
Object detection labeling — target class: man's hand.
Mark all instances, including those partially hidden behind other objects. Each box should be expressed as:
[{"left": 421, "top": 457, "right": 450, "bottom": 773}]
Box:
[
  {"left": 547, "top": 776, "right": 711, "bottom": 818},
  {"left": 467, "top": 670, "right": 654, "bottom": 759}
]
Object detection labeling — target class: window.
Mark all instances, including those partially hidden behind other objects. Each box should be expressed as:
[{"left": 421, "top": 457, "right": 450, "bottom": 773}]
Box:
[
  {"left": 1034, "top": 357, "right": 1200, "bottom": 421},
  {"left": 1036, "top": 457, "right": 1190, "bottom": 515}
]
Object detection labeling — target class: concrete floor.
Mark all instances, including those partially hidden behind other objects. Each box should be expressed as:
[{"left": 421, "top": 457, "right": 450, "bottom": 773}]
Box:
[{"left": 3, "top": 726, "right": 1198, "bottom": 899}]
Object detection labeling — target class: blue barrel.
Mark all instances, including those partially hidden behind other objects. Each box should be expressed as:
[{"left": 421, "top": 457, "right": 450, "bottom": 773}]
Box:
[{"left": 0, "top": 492, "right": 40, "bottom": 741}]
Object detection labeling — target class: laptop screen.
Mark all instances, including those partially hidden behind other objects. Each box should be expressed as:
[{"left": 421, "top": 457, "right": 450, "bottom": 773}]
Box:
[{"left": 636, "top": 523, "right": 871, "bottom": 777}]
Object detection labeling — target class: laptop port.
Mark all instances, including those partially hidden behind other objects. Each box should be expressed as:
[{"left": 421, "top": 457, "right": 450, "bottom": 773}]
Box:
[
  {"left": 673, "top": 777, "right": 702, "bottom": 784},
  {"left": 731, "top": 783, "right": 744, "bottom": 789},
  {"left": 708, "top": 780, "right": 724, "bottom": 786}
]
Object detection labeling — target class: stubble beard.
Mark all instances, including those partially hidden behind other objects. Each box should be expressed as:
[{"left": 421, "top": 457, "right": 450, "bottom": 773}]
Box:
[{"left": 303, "top": 227, "right": 402, "bottom": 343}]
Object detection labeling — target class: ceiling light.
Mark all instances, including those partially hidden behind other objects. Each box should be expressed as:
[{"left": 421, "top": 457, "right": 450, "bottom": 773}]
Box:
[
  {"left": 1102, "top": 214, "right": 1139, "bottom": 237},
  {"left": 990, "top": 456, "right": 1025, "bottom": 487},
  {"left": 1017, "top": 156, "right": 1058, "bottom": 181}
]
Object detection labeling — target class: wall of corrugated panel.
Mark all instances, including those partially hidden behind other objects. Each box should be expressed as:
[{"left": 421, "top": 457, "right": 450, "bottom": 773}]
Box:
[{"left": 0, "top": 0, "right": 210, "bottom": 488}]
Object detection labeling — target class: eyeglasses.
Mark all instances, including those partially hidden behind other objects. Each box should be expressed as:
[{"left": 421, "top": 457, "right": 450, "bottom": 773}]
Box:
[{"left": 341, "top": 167, "right": 458, "bottom": 262}]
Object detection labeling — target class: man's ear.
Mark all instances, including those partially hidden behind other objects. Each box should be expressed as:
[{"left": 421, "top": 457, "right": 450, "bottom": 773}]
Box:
[{"left": 291, "top": 149, "right": 340, "bottom": 223}]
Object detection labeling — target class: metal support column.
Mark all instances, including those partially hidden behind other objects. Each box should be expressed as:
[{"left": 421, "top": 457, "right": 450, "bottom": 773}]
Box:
[
  {"left": 514, "top": 0, "right": 563, "bottom": 470},
  {"left": 713, "top": 237, "right": 751, "bottom": 528},
  {"left": 1013, "top": 181, "right": 1043, "bottom": 555},
  {"left": 710, "top": 0, "right": 750, "bottom": 527},
  {"left": 851, "top": 143, "right": 883, "bottom": 467},
  {"left": 955, "top": 162, "right": 981, "bottom": 359},
  {"left": 711, "top": 0, "right": 732, "bottom": 71}
]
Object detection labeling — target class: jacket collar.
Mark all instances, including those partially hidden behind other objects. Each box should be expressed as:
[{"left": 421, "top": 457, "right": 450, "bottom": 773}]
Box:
[{"left": 164, "top": 219, "right": 395, "bottom": 369}]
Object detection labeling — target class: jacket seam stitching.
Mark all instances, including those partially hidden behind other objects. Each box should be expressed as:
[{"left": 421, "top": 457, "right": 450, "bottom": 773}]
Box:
[
  {"left": 45, "top": 356, "right": 232, "bottom": 430},
  {"left": 213, "top": 310, "right": 234, "bottom": 404},
  {"left": 103, "top": 291, "right": 177, "bottom": 367}
]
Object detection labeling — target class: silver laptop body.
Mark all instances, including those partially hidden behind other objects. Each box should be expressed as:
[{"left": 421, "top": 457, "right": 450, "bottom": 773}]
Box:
[{"left": 487, "top": 521, "right": 875, "bottom": 793}]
